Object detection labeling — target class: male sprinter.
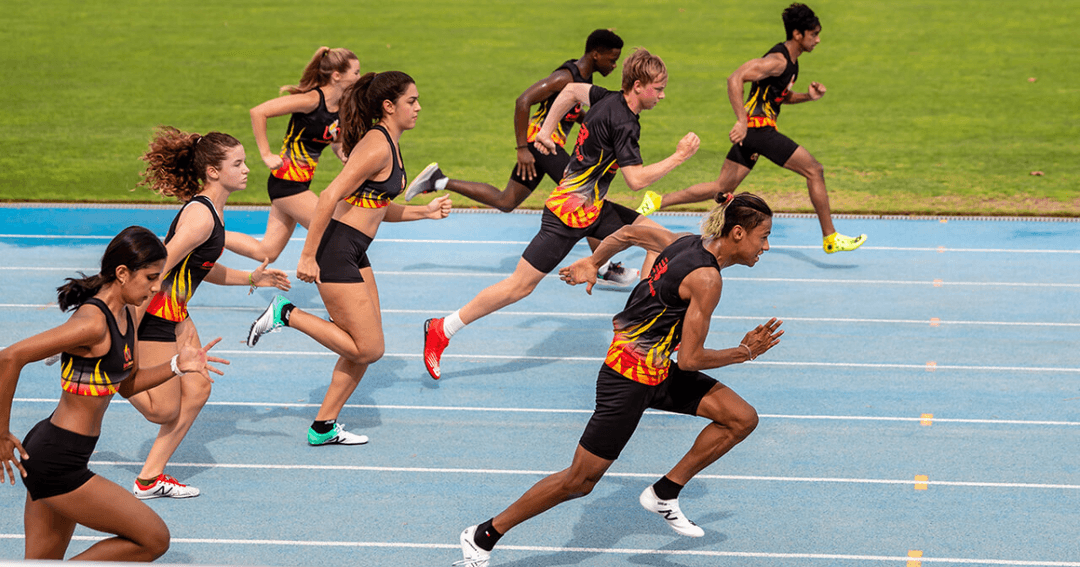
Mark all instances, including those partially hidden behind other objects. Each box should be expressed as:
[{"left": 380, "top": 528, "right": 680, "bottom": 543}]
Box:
[
  {"left": 636, "top": 3, "right": 866, "bottom": 254},
  {"left": 423, "top": 49, "right": 700, "bottom": 381},
  {"left": 453, "top": 195, "right": 783, "bottom": 566},
  {"left": 405, "top": 29, "right": 639, "bottom": 285}
]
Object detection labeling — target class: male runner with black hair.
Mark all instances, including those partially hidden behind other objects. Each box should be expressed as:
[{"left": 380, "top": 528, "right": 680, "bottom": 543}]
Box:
[
  {"left": 405, "top": 29, "right": 639, "bottom": 285},
  {"left": 636, "top": 3, "right": 866, "bottom": 254}
]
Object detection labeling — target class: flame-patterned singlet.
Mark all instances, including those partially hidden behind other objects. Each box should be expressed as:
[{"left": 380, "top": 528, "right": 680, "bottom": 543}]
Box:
[
  {"left": 526, "top": 60, "right": 591, "bottom": 147},
  {"left": 545, "top": 85, "right": 642, "bottom": 228},
  {"left": 60, "top": 298, "right": 136, "bottom": 397},
  {"left": 271, "top": 87, "right": 339, "bottom": 183},
  {"left": 604, "top": 235, "right": 720, "bottom": 386},
  {"left": 344, "top": 125, "right": 407, "bottom": 209},
  {"left": 743, "top": 43, "right": 798, "bottom": 129},
  {"left": 144, "top": 196, "right": 225, "bottom": 324}
]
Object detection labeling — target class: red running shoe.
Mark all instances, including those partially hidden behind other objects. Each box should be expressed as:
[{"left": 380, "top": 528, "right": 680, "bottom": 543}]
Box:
[{"left": 424, "top": 318, "right": 449, "bottom": 380}]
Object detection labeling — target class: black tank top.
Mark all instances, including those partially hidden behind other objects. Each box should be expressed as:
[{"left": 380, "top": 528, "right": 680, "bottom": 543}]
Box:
[
  {"left": 145, "top": 195, "right": 225, "bottom": 322},
  {"left": 743, "top": 43, "right": 798, "bottom": 129},
  {"left": 604, "top": 234, "right": 721, "bottom": 385},
  {"left": 272, "top": 87, "right": 339, "bottom": 183},
  {"left": 527, "top": 59, "right": 593, "bottom": 146},
  {"left": 344, "top": 125, "right": 407, "bottom": 209},
  {"left": 61, "top": 298, "right": 136, "bottom": 397}
]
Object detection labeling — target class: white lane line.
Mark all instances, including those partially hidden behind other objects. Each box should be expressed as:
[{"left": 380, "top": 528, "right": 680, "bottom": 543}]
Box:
[
  {"left": 3, "top": 267, "right": 1079, "bottom": 289},
  {"left": 12, "top": 398, "right": 1080, "bottom": 427},
  {"left": 206, "top": 350, "right": 1080, "bottom": 374},
  {"left": 2, "top": 303, "right": 1077, "bottom": 328},
  {"left": 73, "top": 461, "right": 1080, "bottom": 491},
  {"left": 0, "top": 536, "right": 1076, "bottom": 567}
]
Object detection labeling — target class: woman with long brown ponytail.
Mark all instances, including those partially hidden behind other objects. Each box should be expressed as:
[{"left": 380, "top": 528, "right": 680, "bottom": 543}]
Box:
[
  {"left": 129, "top": 127, "right": 290, "bottom": 499},
  {"left": 246, "top": 72, "right": 451, "bottom": 446},
  {"left": 226, "top": 46, "right": 361, "bottom": 263}
]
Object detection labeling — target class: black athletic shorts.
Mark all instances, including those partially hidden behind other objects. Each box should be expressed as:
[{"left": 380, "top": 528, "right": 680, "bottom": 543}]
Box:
[
  {"left": 579, "top": 364, "right": 718, "bottom": 461},
  {"left": 316, "top": 218, "right": 373, "bottom": 283},
  {"left": 138, "top": 313, "right": 178, "bottom": 342},
  {"left": 725, "top": 127, "right": 800, "bottom": 170},
  {"left": 267, "top": 174, "right": 312, "bottom": 201},
  {"left": 21, "top": 418, "right": 99, "bottom": 501},
  {"left": 521, "top": 201, "right": 641, "bottom": 274},
  {"left": 508, "top": 144, "right": 570, "bottom": 191}
]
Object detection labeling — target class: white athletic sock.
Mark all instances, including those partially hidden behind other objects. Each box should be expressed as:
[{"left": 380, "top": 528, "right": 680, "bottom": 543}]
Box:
[
  {"left": 434, "top": 177, "right": 449, "bottom": 190},
  {"left": 443, "top": 310, "right": 465, "bottom": 338}
]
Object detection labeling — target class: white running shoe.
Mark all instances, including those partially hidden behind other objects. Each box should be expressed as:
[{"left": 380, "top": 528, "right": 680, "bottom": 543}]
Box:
[
  {"left": 404, "top": 162, "right": 446, "bottom": 201},
  {"left": 307, "top": 423, "right": 369, "bottom": 446},
  {"left": 639, "top": 485, "right": 704, "bottom": 537},
  {"left": 596, "top": 261, "right": 640, "bottom": 287},
  {"left": 248, "top": 295, "right": 292, "bottom": 347},
  {"left": 133, "top": 474, "right": 200, "bottom": 500},
  {"left": 452, "top": 525, "right": 490, "bottom": 567}
]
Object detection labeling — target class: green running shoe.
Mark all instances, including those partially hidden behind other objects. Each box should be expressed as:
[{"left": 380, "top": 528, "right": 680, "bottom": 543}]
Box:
[{"left": 636, "top": 190, "right": 662, "bottom": 216}]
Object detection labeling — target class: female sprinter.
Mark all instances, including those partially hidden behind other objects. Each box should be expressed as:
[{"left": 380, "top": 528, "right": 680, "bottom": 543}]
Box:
[
  {"left": 131, "top": 128, "right": 290, "bottom": 499},
  {"left": 0, "top": 226, "right": 226, "bottom": 561},
  {"left": 226, "top": 46, "right": 361, "bottom": 263},
  {"left": 246, "top": 71, "right": 452, "bottom": 445}
]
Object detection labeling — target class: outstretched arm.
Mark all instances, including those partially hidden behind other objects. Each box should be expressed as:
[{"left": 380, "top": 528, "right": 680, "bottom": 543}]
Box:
[
  {"left": 783, "top": 81, "right": 826, "bottom": 104},
  {"left": 619, "top": 133, "right": 700, "bottom": 191},
  {"left": 560, "top": 224, "right": 684, "bottom": 293},
  {"left": 675, "top": 269, "right": 784, "bottom": 371},
  {"left": 382, "top": 194, "right": 452, "bottom": 222}
]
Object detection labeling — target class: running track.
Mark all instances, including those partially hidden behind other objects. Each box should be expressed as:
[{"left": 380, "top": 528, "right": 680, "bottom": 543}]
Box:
[{"left": 0, "top": 204, "right": 1077, "bottom": 566}]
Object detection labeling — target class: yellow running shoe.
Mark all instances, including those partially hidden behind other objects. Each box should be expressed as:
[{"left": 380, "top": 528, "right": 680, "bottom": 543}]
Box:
[
  {"left": 823, "top": 232, "right": 867, "bottom": 254},
  {"left": 636, "top": 190, "right": 662, "bottom": 216}
]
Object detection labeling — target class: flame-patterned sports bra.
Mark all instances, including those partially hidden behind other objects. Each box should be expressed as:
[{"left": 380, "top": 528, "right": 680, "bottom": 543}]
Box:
[{"left": 60, "top": 298, "right": 136, "bottom": 397}]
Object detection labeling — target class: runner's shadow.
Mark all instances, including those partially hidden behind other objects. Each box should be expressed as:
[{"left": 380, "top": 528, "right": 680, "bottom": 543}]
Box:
[
  {"left": 771, "top": 248, "right": 859, "bottom": 269},
  {"left": 496, "top": 478, "right": 731, "bottom": 567}
]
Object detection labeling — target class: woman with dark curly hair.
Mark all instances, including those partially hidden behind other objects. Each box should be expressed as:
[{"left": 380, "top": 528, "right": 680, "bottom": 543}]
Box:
[{"left": 129, "top": 127, "right": 290, "bottom": 499}]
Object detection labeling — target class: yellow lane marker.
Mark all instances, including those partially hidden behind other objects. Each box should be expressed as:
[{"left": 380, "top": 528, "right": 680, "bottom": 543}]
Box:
[
  {"left": 929, "top": 317, "right": 940, "bottom": 326},
  {"left": 933, "top": 279, "right": 943, "bottom": 287},
  {"left": 908, "top": 549, "right": 924, "bottom": 567},
  {"left": 920, "top": 413, "right": 934, "bottom": 426},
  {"left": 915, "top": 475, "right": 929, "bottom": 490},
  {"left": 926, "top": 361, "right": 937, "bottom": 371}
]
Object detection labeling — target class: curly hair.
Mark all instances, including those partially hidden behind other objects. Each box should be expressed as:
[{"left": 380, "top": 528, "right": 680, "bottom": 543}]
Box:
[
  {"left": 138, "top": 127, "right": 241, "bottom": 202},
  {"left": 783, "top": 3, "right": 821, "bottom": 40}
]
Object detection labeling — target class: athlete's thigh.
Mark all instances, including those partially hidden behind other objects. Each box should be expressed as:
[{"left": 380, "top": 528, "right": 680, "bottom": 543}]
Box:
[
  {"left": 23, "top": 493, "right": 76, "bottom": 559},
  {"left": 779, "top": 145, "right": 821, "bottom": 178},
  {"left": 695, "top": 382, "right": 756, "bottom": 425},
  {"left": 318, "top": 280, "right": 384, "bottom": 346},
  {"left": 40, "top": 476, "right": 167, "bottom": 544},
  {"left": 717, "top": 159, "right": 754, "bottom": 193},
  {"left": 273, "top": 190, "right": 319, "bottom": 230}
]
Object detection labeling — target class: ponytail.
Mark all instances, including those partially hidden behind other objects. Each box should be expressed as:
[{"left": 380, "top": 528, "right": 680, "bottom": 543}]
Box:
[
  {"left": 700, "top": 192, "right": 773, "bottom": 238},
  {"left": 138, "top": 127, "right": 241, "bottom": 202},
  {"left": 338, "top": 71, "right": 415, "bottom": 156},
  {"left": 56, "top": 226, "right": 168, "bottom": 311},
  {"left": 281, "top": 46, "right": 359, "bottom": 94}
]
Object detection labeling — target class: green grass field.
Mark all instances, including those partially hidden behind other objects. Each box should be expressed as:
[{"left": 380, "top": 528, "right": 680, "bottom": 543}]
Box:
[{"left": 2, "top": 0, "right": 1076, "bottom": 216}]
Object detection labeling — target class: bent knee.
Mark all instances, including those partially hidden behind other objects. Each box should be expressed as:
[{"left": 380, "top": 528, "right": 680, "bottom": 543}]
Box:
[
  {"left": 346, "top": 343, "right": 384, "bottom": 366},
  {"left": 731, "top": 407, "right": 759, "bottom": 439},
  {"left": 144, "top": 529, "right": 170, "bottom": 560}
]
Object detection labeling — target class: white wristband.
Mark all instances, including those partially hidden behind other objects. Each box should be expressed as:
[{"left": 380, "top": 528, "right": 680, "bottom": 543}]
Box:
[{"left": 170, "top": 354, "right": 184, "bottom": 377}]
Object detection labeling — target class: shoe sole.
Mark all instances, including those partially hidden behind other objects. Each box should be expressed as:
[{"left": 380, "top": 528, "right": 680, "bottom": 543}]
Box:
[
  {"left": 423, "top": 318, "right": 441, "bottom": 380},
  {"left": 405, "top": 163, "right": 439, "bottom": 202}
]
